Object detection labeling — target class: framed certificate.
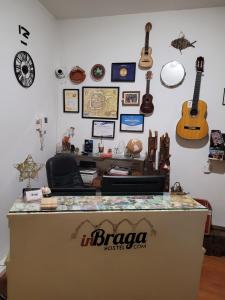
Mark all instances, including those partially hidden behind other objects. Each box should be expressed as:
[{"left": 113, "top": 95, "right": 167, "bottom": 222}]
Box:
[
  {"left": 120, "top": 114, "right": 144, "bottom": 132},
  {"left": 111, "top": 63, "right": 136, "bottom": 82},
  {"left": 92, "top": 120, "right": 115, "bottom": 139},
  {"left": 63, "top": 89, "right": 79, "bottom": 113}
]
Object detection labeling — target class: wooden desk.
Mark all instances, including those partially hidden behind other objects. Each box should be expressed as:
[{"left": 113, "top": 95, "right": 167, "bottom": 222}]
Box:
[{"left": 7, "top": 194, "right": 207, "bottom": 300}]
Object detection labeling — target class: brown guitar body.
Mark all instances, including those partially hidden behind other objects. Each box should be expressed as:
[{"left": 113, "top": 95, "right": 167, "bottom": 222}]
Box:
[
  {"left": 176, "top": 100, "right": 208, "bottom": 140},
  {"left": 139, "top": 47, "right": 153, "bottom": 69},
  {"left": 140, "top": 94, "right": 154, "bottom": 114}
]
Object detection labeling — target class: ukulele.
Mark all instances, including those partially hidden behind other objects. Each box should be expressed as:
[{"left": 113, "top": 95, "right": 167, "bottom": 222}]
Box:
[
  {"left": 176, "top": 57, "right": 208, "bottom": 140},
  {"left": 140, "top": 71, "right": 154, "bottom": 114},
  {"left": 139, "top": 22, "right": 153, "bottom": 69}
]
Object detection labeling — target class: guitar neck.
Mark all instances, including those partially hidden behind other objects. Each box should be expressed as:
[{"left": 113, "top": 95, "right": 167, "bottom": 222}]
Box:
[
  {"left": 144, "top": 31, "right": 150, "bottom": 53},
  {"left": 146, "top": 79, "right": 150, "bottom": 94},
  {"left": 192, "top": 71, "right": 202, "bottom": 110}
]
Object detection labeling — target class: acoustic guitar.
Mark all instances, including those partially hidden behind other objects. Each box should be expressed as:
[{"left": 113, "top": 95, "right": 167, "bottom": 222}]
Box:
[
  {"left": 139, "top": 22, "right": 153, "bottom": 69},
  {"left": 176, "top": 56, "right": 208, "bottom": 140},
  {"left": 140, "top": 71, "right": 154, "bottom": 114}
]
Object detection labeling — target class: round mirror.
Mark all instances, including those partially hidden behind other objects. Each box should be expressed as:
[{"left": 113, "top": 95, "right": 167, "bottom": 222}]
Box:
[{"left": 160, "top": 61, "right": 186, "bottom": 88}]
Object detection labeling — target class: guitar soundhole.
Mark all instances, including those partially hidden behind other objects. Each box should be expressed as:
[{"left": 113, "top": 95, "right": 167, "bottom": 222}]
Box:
[{"left": 190, "top": 108, "right": 198, "bottom": 116}]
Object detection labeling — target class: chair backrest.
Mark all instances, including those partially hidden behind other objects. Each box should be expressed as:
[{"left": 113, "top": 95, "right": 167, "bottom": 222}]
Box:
[{"left": 46, "top": 153, "right": 84, "bottom": 188}]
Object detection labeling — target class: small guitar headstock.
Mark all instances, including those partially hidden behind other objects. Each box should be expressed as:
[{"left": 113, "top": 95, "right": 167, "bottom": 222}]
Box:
[
  {"left": 146, "top": 71, "right": 153, "bottom": 80},
  {"left": 196, "top": 56, "right": 204, "bottom": 72},
  {"left": 145, "top": 22, "right": 152, "bottom": 32}
]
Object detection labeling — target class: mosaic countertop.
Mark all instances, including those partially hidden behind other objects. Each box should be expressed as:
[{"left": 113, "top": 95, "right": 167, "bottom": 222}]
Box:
[{"left": 9, "top": 194, "right": 207, "bottom": 214}]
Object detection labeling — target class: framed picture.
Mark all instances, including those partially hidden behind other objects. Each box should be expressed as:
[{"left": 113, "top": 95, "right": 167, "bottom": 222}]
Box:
[
  {"left": 111, "top": 63, "right": 136, "bottom": 82},
  {"left": 92, "top": 120, "right": 115, "bottom": 139},
  {"left": 82, "top": 86, "right": 119, "bottom": 119},
  {"left": 223, "top": 88, "right": 225, "bottom": 105},
  {"left": 63, "top": 89, "right": 79, "bottom": 113},
  {"left": 122, "top": 91, "right": 140, "bottom": 106},
  {"left": 120, "top": 114, "right": 144, "bottom": 132}
]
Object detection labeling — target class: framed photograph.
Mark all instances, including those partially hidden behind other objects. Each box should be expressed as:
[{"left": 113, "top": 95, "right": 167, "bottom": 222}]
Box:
[
  {"left": 82, "top": 87, "right": 119, "bottom": 119},
  {"left": 223, "top": 88, "right": 225, "bottom": 105},
  {"left": 111, "top": 63, "right": 136, "bottom": 82},
  {"left": 122, "top": 91, "right": 140, "bottom": 106},
  {"left": 92, "top": 120, "right": 115, "bottom": 139},
  {"left": 120, "top": 114, "right": 144, "bottom": 132},
  {"left": 63, "top": 89, "right": 79, "bottom": 113}
]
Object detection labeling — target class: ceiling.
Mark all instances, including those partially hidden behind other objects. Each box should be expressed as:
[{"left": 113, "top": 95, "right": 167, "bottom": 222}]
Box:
[{"left": 38, "top": 0, "right": 225, "bottom": 19}]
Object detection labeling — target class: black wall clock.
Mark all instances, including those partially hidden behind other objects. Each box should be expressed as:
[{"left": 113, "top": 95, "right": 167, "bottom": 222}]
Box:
[{"left": 14, "top": 51, "right": 35, "bottom": 88}]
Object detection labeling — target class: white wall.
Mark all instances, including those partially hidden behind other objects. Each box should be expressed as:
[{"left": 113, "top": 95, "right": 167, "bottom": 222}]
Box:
[
  {"left": 56, "top": 7, "right": 225, "bottom": 226},
  {"left": 0, "top": 0, "right": 57, "bottom": 260}
]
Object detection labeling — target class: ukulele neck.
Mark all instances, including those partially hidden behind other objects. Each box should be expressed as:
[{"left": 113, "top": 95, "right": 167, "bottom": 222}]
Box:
[
  {"left": 144, "top": 31, "right": 149, "bottom": 53},
  {"left": 146, "top": 79, "right": 150, "bottom": 94}
]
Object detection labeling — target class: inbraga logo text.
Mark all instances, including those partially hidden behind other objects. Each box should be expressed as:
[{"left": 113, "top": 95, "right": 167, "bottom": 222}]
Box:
[{"left": 81, "top": 228, "right": 147, "bottom": 251}]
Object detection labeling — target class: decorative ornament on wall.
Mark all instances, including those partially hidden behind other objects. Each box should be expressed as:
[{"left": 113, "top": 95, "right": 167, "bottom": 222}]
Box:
[
  {"left": 160, "top": 61, "right": 186, "bottom": 88},
  {"left": 171, "top": 32, "right": 196, "bottom": 54},
  {"left": 14, "top": 50, "right": 35, "bottom": 88},
  {"left": 36, "top": 115, "right": 48, "bottom": 151},
  {"left": 91, "top": 64, "right": 105, "bottom": 81},
  {"left": 55, "top": 67, "right": 66, "bottom": 79},
  {"left": 69, "top": 66, "right": 86, "bottom": 84}
]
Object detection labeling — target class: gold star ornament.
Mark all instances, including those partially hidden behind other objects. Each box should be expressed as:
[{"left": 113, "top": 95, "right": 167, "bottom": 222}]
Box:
[{"left": 14, "top": 154, "right": 43, "bottom": 188}]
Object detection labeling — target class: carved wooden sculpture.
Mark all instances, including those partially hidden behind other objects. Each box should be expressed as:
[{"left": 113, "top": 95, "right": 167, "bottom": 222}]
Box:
[
  {"left": 158, "top": 133, "right": 170, "bottom": 191},
  {"left": 145, "top": 130, "right": 158, "bottom": 173},
  {"left": 158, "top": 133, "right": 170, "bottom": 171}
]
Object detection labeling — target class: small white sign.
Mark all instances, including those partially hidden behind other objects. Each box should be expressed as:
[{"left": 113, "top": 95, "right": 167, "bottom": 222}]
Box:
[{"left": 26, "top": 189, "right": 42, "bottom": 201}]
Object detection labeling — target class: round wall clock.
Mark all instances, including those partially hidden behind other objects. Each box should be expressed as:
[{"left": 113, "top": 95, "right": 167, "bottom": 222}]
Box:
[{"left": 14, "top": 51, "right": 35, "bottom": 88}]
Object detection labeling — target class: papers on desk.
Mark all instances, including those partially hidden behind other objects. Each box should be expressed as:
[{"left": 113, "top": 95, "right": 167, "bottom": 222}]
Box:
[{"left": 108, "top": 167, "right": 129, "bottom": 176}]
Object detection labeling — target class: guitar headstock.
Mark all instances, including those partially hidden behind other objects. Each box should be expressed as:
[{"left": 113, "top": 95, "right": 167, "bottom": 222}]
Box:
[
  {"left": 146, "top": 71, "right": 153, "bottom": 80},
  {"left": 196, "top": 56, "right": 204, "bottom": 72},
  {"left": 145, "top": 22, "right": 152, "bottom": 32}
]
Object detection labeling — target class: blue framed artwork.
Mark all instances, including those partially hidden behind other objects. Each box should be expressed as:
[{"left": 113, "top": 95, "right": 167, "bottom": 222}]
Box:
[
  {"left": 120, "top": 114, "right": 144, "bottom": 132},
  {"left": 111, "top": 63, "right": 136, "bottom": 82}
]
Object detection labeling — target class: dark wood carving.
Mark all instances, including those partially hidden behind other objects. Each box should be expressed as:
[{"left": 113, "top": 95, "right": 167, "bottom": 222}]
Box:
[
  {"left": 144, "top": 131, "right": 170, "bottom": 191},
  {"left": 146, "top": 130, "right": 158, "bottom": 173}
]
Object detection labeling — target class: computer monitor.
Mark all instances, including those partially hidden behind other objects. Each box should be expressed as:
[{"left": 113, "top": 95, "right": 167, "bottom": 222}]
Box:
[{"left": 101, "top": 175, "right": 166, "bottom": 196}]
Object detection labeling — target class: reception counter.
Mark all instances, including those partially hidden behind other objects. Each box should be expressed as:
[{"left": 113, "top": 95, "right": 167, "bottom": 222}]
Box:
[{"left": 7, "top": 194, "right": 207, "bottom": 300}]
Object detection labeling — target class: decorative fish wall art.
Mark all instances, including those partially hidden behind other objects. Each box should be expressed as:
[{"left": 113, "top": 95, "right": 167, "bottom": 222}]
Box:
[{"left": 171, "top": 33, "right": 196, "bottom": 54}]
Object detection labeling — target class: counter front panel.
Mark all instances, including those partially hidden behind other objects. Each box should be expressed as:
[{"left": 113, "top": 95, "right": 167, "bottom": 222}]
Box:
[{"left": 7, "top": 194, "right": 207, "bottom": 300}]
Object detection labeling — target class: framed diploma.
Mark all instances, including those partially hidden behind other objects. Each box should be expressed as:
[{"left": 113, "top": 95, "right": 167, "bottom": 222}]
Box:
[
  {"left": 120, "top": 114, "right": 144, "bottom": 132},
  {"left": 92, "top": 120, "right": 115, "bottom": 139},
  {"left": 63, "top": 89, "right": 79, "bottom": 113}
]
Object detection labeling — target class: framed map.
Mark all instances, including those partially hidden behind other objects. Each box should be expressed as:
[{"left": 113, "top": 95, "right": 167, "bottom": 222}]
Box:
[{"left": 82, "top": 87, "right": 119, "bottom": 119}]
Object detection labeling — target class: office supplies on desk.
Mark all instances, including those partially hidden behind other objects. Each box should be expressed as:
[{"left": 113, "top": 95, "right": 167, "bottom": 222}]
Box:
[{"left": 80, "top": 169, "right": 98, "bottom": 184}]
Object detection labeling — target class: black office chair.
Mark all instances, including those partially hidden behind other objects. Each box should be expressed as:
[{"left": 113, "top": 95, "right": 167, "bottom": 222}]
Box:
[{"left": 46, "top": 153, "right": 96, "bottom": 195}]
